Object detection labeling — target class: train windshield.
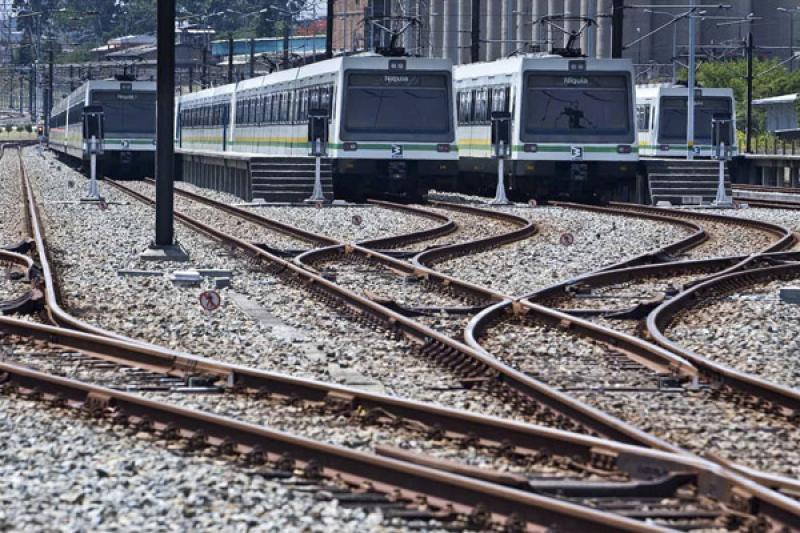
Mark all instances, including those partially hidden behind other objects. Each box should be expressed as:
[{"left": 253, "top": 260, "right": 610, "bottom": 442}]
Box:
[
  {"left": 658, "top": 96, "right": 733, "bottom": 144},
  {"left": 90, "top": 90, "right": 156, "bottom": 135},
  {"left": 342, "top": 72, "right": 452, "bottom": 141},
  {"left": 522, "top": 73, "right": 633, "bottom": 143}
]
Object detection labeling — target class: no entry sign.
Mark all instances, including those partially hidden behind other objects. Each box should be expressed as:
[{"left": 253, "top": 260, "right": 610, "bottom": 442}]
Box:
[{"left": 199, "top": 290, "right": 221, "bottom": 312}]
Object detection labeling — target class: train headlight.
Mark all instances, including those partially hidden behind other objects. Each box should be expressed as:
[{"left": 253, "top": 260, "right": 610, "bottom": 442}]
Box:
[
  {"left": 121, "top": 140, "right": 130, "bottom": 148},
  {"left": 616, "top": 145, "right": 632, "bottom": 154},
  {"left": 343, "top": 142, "right": 358, "bottom": 151},
  {"left": 436, "top": 144, "right": 451, "bottom": 153},
  {"left": 523, "top": 144, "right": 538, "bottom": 153},
  {"left": 659, "top": 144, "right": 670, "bottom": 151}
]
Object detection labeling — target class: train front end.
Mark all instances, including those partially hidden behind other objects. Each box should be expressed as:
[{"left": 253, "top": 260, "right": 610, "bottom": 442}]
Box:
[
  {"left": 514, "top": 57, "right": 639, "bottom": 201},
  {"left": 331, "top": 56, "right": 458, "bottom": 201}
]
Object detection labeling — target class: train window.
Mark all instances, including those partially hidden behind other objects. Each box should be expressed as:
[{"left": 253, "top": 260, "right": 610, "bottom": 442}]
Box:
[
  {"left": 659, "top": 96, "right": 732, "bottom": 143},
  {"left": 492, "top": 86, "right": 510, "bottom": 113},
  {"left": 522, "top": 73, "right": 633, "bottom": 143},
  {"left": 342, "top": 72, "right": 452, "bottom": 140},
  {"left": 636, "top": 104, "right": 651, "bottom": 132}
]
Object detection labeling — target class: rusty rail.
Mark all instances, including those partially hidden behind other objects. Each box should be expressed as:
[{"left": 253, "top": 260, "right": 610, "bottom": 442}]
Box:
[{"left": 0, "top": 359, "right": 679, "bottom": 533}]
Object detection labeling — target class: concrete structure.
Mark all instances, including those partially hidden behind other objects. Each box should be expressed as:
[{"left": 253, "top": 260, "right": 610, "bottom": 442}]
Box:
[{"left": 753, "top": 93, "right": 799, "bottom": 134}]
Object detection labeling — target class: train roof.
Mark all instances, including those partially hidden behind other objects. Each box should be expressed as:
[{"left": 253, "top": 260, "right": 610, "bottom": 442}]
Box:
[
  {"left": 178, "top": 55, "right": 453, "bottom": 106},
  {"left": 636, "top": 84, "right": 735, "bottom": 100},
  {"left": 454, "top": 55, "right": 634, "bottom": 81}
]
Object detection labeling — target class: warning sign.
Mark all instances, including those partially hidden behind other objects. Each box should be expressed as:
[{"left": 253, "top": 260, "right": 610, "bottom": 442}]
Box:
[{"left": 199, "top": 290, "right": 222, "bottom": 312}]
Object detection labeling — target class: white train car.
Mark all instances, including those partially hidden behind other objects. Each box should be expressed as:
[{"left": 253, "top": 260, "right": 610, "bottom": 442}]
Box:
[
  {"left": 176, "top": 54, "right": 458, "bottom": 200},
  {"left": 454, "top": 55, "right": 640, "bottom": 201},
  {"left": 49, "top": 80, "right": 156, "bottom": 175},
  {"left": 636, "top": 85, "right": 737, "bottom": 158}
]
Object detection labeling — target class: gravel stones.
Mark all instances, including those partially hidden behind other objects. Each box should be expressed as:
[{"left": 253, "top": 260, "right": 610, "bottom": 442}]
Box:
[
  {"left": 436, "top": 206, "right": 692, "bottom": 297},
  {"left": 0, "top": 149, "right": 27, "bottom": 246},
  {"left": 176, "top": 182, "right": 440, "bottom": 243},
  {"left": 0, "top": 394, "right": 397, "bottom": 532},
  {"left": 668, "top": 278, "right": 800, "bottom": 389}
]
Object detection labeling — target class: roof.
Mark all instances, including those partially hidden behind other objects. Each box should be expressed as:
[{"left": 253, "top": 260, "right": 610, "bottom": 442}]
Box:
[{"left": 753, "top": 93, "right": 799, "bottom": 106}]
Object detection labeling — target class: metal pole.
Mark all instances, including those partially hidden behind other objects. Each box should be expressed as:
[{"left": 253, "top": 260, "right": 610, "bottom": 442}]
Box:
[
  {"left": 746, "top": 32, "right": 753, "bottom": 154},
  {"left": 283, "top": 14, "right": 290, "bottom": 65},
  {"left": 188, "top": 65, "right": 193, "bottom": 93},
  {"left": 687, "top": 1, "right": 696, "bottom": 161},
  {"left": 228, "top": 33, "right": 234, "bottom": 83},
  {"left": 19, "top": 75, "right": 23, "bottom": 114},
  {"left": 202, "top": 46, "right": 208, "bottom": 89},
  {"left": 587, "top": 1, "right": 597, "bottom": 58},
  {"left": 326, "top": 0, "right": 334, "bottom": 58},
  {"left": 249, "top": 38, "right": 255, "bottom": 78},
  {"left": 29, "top": 66, "right": 34, "bottom": 116},
  {"left": 471, "top": 0, "right": 481, "bottom": 63},
  {"left": 611, "top": 0, "right": 624, "bottom": 58},
  {"left": 789, "top": 11, "right": 795, "bottom": 72},
  {"left": 155, "top": 0, "right": 176, "bottom": 247},
  {"left": 672, "top": 21, "right": 678, "bottom": 85},
  {"left": 45, "top": 48, "right": 53, "bottom": 138}
]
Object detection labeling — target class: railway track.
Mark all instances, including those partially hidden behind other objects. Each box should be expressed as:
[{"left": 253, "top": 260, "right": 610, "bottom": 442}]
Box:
[{"left": 8, "top": 148, "right": 797, "bottom": 530}]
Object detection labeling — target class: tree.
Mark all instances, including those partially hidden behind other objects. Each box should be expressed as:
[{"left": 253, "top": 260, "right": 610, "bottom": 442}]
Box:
[{"left": 679, "top": 57, "right": 800, "bottom": 132}]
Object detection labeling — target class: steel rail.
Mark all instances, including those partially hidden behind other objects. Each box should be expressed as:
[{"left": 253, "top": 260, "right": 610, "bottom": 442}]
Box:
[
  {"left": 103, "top": 178, "right": 687, "bottom": 449},
  {"left": 547, "top": 202, "right": 709, "bottom": 270},
  {"left": 0, "top": 360, "right": 676, "bottom": 533},
  {"left": 412, "top": 200, "right": 538, "bottom": 268},
  {"left": 735, "top": 197, "right": 800, "bottom": 210},
  {"left": 646, "top": 262, "right": 800, "bottom": 494},
  {"left": 2, "top": 314, "right": 798, "bottom": 528},
  {"left": 607, "top": 201, "right": 796, "bottom": 254},
  {"left": 733, "top": 184, "right": 800, "bottom": 195},
  {"left": 0, "top": 249, "right": 42, "bottom": 314},
  {"left": 647, "top": 262, "right": 800, "bottom": 417}
]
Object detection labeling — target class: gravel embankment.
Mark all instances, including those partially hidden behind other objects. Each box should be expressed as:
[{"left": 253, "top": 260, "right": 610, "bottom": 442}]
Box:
[
  {"left": 482, "top": 318, "right": 800, "bottom": 479},
  {"left": 20, "top": 149, "right": 556, "bottom": 427},
  {"left": 436, "top": 207, "right": 692, "bottom": 297},
  {"left": 0, "top": 149, "right": 26, "bottom": 245},
  {"left": 668, "top": 278, "right": 800, "bottom": 390},
  {"left": 688, "top": 205, "right": 800, "bottom": 251},
  {"left": 0, "top": 394, "right": 406, "bottom": 532},
  {"left": 176, "top": 182, "right": 441, "bottom": 243},
  {"left": 678, "top": 218, "right": 776, "bottom": 259}
]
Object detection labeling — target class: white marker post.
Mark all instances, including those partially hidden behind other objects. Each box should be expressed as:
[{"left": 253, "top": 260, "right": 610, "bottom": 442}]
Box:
[
  {"left": 306, "top": 109, "right": 329, "bottom": 204},
  {"left": 85, "top": 135, "right": 102, "bottom": 201},
  {"left": 712, "top": 115, "right": 733, "bottom": 208},
  {"left": 489, "top": 112, "right": 512, "bottom": 206}
]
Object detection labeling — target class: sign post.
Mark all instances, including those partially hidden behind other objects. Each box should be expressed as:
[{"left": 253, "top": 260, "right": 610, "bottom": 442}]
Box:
[
  {"left": 305, "top": 109, "right": 329, "bottom": 204},
  {"left": 82, "top": 106, "right": 104, "bottom": 202},
  {"left": 489, "top": 111, "right": 512, "bottom": 206},
  {"left": 712, "top": 114, "right": 733, "bottom": 207}
]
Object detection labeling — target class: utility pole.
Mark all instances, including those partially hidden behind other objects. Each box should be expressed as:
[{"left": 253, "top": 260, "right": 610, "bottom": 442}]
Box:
[
  {"left": 29, "top": 66, "right": 34, "bottom": 117},
  {"left": 227, "top": 33, "right": 234, "bottom": 83},
  {"left": 687, "top": 0, "right": 697, "bottom": 160},
  {"left": 148, "top": 0, "right": 182, "bottom": 257},
  {"left": 249, "top": 38, "right": 255, "bottom": 78},
  {"left": 746, "top": 31, "right": 753, "bottom": 154},
  {"left": 45, "top": 47, "right": 53, "bottom": 138},
  {"left": 282, "top": 13, "right": 290, "bottom": 66},
  {"left": 202, "top": 46, "right": 208, "bottom": 89},
  {"left": 19, "top": 75, "right": 23, "bottom": 114},
  {"left": 611, "top": 0, "right": 624, "bottom": 58},
  {"left": 326, "top": 0, "right": 334, "bottom": 58},
  {"left": 471, "top": 0, "right": 481, "bottom": 63}
]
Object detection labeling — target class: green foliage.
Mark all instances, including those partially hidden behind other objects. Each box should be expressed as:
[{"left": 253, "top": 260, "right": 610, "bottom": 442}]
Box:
[
  {"left": 678, "top": 58, "right": 800, "bottom": 133},
  {"left": 4, "top": 125, "right": 13, "bottom": 133}
]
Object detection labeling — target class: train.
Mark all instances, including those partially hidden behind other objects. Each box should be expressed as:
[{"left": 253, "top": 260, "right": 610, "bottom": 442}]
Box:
[
  {"left": 636, "top": 85, "right": 737, "bottom": 158},
  {"left": 453, "top": 55, "right": 641, "bottom": 202},
  {"left": 49, "top": 80, "right": 156, "bottom": 176},
  {"left": 175, "top": 54, "right": 458, "bottom": 201}
]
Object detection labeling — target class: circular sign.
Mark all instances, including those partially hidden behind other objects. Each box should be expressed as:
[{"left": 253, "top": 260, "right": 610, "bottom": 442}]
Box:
[
  {"left": 560, "top": 233, "right": 575, "bottom": 246},
  {"left": 352, "top": 214, "right": 363, "bottom": 226},
  {"left": 99, "top": 200, "right": 108, "bottom": 211},
  {"left": 199, "top": 290, "right": 222, "bottom": 312},
  {"left": 528, "top": 199, "right": 537, "bottom": 208}
]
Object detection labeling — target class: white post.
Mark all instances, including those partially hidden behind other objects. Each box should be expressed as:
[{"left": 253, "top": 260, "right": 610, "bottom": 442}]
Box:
[
  {"left": 306, "top": 138, "right": 326, "bottom": 203},
  {"left": 714, "top": 141, "right": 732, "bottom": 207},
  {"left": 84, "top": 135, "right": 102, "bottom": 201},
  {"left": 687, "top": 0, "right": 697, "bottom": 160},
  {"left": 490, "top": 140, "right": 511, "bottom": 205},
  {"left": 586, "top": 0, "right": 597, "bottom": 58}
]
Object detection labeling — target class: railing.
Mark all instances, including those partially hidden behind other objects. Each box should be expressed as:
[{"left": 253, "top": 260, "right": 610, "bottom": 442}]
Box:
[{"left": 740, "top": 136, "right": 800, "bottom": 156}]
